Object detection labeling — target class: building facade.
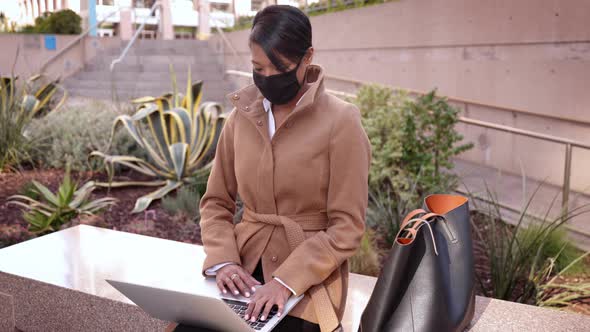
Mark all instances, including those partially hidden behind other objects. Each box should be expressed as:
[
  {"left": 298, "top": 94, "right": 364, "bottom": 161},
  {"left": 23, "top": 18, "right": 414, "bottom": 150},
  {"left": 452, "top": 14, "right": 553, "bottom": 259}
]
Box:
[{"left": 17, "top": 0, "right": 236, "bottom": 35}]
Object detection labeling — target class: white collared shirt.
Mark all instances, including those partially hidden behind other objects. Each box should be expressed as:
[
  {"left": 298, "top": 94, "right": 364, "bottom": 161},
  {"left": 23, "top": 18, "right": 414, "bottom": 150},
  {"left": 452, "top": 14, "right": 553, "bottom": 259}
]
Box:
[
  {"left": 262, "top": 98, "right": 276, "bottom": 138},
  {"left": 262, "top": 92, "right": 308, "bottom": 138}
]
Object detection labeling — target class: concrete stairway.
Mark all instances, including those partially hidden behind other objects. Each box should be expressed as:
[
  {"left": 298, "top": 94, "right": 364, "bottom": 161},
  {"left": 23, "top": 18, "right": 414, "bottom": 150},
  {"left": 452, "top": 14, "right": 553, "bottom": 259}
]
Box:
[{"left": 63, "top": 39, "right": 237, "bottom": 107}]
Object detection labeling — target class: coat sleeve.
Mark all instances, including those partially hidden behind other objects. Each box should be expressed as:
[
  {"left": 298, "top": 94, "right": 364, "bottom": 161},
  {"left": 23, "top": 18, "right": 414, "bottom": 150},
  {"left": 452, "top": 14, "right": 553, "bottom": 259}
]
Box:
[
  {"left": 272, "top": 104, "right": 371, "bottom": 296},
  {"left": 200, "top": 110, "right": 241, "bottom": 275}
]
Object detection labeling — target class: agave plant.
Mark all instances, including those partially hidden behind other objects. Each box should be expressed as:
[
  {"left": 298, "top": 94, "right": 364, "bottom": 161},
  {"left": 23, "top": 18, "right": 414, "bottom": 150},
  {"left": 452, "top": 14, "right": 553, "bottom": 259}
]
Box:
[
  {"left": 0, "top": 74, "right": 66, "bottom": 171},
  {"left": 90, "top": 70, "right": 226, "bottom": 213},
  {"left": 8, "top": 166, "right": 117, "bottom": 233}
]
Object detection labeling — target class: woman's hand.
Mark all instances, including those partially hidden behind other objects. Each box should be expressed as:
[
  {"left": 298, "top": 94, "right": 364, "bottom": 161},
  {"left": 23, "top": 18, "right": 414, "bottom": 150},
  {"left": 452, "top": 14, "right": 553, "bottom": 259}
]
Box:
[
  {"left": 245, "top": 279, "right": 291, "bottom": 323},
  {"left": 216, "top": 264, "right": 261, "bottom": 297}
]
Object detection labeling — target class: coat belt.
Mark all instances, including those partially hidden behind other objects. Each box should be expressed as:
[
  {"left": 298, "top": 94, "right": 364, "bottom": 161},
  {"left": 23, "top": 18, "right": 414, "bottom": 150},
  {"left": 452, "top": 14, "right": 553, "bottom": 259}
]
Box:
[{"left": 242, "top": 207, "right": 341, "bottom": 332}]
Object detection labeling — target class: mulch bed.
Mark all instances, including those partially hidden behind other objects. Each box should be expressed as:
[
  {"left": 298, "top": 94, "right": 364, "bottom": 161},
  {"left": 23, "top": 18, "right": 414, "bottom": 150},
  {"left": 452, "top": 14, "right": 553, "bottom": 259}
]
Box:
[{"left": 0, "top": 168, "right": 202, "bottom": 247}]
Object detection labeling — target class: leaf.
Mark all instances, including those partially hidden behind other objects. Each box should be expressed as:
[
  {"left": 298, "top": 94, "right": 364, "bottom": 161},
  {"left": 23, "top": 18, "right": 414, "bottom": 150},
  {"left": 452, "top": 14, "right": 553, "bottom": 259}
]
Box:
[
  {"left": 94, "top": 180, "right": 167, "bottom": 188},
  {"left": 31, "top": 180, "right": 59, "bottom": 207},
  {"left": 90, "top": 151, "right": 166, "bottom": 178},
  {"left": 132, "top": 180, "right": 183, "bottom": 213},
  {"left": 169, "top": 142, "right": 188, "bottom": 181}
]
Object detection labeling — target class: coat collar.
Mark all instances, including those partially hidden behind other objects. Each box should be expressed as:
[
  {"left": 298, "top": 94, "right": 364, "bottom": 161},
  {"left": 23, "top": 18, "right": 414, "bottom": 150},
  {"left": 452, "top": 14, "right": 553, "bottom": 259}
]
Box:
[{"left": 226, "top": 64, "right": 327, "bottom": 118}]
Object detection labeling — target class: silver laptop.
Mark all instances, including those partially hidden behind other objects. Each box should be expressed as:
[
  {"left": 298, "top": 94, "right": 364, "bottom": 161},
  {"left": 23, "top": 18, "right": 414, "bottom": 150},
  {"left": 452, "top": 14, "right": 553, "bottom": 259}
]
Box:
[{"left": 106, "top": 279, "right": 304, "bottom": 331}]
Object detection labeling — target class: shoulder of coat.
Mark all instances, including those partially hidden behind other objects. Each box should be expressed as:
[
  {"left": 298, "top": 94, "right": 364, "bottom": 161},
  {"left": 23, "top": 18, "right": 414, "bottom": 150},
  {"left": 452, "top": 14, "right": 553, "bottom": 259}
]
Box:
[{"left": 320, "top": 93, "right": 361, "bottom": 120}]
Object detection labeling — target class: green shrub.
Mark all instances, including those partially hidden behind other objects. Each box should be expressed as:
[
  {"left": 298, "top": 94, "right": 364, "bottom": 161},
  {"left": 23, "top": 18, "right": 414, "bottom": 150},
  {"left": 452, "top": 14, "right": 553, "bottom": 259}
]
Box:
[
  {"left": 354, "top": 85, "right": 410, "bottom": 192},
  {"left": 27, "top": 9, "right": 81, "bottom": 34},
  {"left": 48, "top": 9, "right": 81, "bottom": 34},
  {"left": 29, "top": 100, "right": 147, "bottom": 171},
  {"left": 33, "top": 12, "right": 52, "bottom": 33},
  {"left": 222, "top": 15, "right": 254, "bottom": 32},
  {"left": 19, "top": 25, "right": 37, "bottom": 33},
  {"left": 305, "top": 0, "right": 395, "bottom": 17},
  {"left": 517, "top": 224, "right": 588, "bottom": 276},
  {"left": 162, "top": 184, "right": 202, "bottom": 223},
  {"left": 352, "top": 84, "right": 472, "bottom": 245},
  {"left": 401, "top": 90, "right": 473, "bottom": 194},
  {"left": 349, "top": 229, "right": 381, "bottom": 277}
]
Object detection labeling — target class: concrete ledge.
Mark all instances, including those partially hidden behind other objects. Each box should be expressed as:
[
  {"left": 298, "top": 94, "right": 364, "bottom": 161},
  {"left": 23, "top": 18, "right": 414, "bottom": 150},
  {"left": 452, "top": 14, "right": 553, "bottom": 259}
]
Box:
[
  {"left": 0, "top": 272, "right": 166, "bottom": 332},
  {"left": 470, "top": 296, "right": 589, "bottom": 331},
  {"left": 1, "top": 226, "right": 589, "bottom": 331},
  {"left": 345, "top": 273, "right": 590, "bottom": 331}
]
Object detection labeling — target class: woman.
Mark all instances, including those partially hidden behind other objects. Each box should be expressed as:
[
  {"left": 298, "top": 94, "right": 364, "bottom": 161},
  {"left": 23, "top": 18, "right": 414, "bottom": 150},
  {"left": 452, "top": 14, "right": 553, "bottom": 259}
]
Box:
[{"left": 178, "top": 5, "right": 371, "bottom": 332}]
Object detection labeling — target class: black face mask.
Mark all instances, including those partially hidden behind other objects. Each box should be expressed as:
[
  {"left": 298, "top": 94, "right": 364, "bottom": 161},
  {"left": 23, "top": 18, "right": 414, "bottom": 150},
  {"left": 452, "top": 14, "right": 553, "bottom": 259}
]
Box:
[{"left": 253, "top": 59, "right": 303, "bottom": 105}]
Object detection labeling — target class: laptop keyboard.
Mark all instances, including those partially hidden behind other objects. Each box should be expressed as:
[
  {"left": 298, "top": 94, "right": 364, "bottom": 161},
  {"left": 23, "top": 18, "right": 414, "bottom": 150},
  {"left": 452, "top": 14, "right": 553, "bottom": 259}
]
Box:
[{"left": 222, "top": 298, "right": 278, "bottom": 330}]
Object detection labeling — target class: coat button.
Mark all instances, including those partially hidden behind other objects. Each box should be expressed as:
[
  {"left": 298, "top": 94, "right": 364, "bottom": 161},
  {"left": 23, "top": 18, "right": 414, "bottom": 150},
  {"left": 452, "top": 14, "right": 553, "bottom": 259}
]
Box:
[
  {"left": 271, "top": 256, "right": 278, "bottom": 262},
  {"left": 256, "top": 120, "right": 263, "bottom": 126},
  {"left": 244, "top": 106, "right": 250, "bottom": 112},
  {"left": 232, "top": 94, "right": 240, "bottom": 100}
]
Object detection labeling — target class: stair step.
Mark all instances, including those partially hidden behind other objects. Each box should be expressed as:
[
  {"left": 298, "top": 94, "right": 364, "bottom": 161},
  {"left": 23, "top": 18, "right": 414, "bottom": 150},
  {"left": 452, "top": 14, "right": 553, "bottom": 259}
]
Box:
[
  {"left": 73, "top": 68, "right": 224, "bottom": 81},
  {"left": 67, "top": 86, "right": 233, "bottom": 104},
  {"left": 64, "top": 39, "right": 235, "bottom": 107},
  {"left": 103, "top": 41, "right": 214, "bottom": 56},
  {"left": 85, "top": 61, "right": 223, "bottom": 72},
  {"left": 64, "top": 78, "right": 231, "bottom": 91}
]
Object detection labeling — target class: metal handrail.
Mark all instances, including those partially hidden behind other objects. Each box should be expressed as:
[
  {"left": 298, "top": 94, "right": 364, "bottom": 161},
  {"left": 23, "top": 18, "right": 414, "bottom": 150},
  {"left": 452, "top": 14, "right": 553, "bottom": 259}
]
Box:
[
  {"left": 39, "top": 7, "right": 128, "bottom": 74},
  {"left": 110, "top": 1, "right": 162, "bottom": 72},
  {"left": 224, "top": 69, "right": 589, "bottom": 214}
]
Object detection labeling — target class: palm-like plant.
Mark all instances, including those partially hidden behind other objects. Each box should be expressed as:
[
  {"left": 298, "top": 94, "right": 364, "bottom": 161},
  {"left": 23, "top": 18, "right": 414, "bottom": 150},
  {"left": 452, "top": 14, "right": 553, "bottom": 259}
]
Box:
[
  {"left": 90, "top": 71, "right": 226, "bottom": 213},
  {"left": 8, "top": 166, "right": 116, "bottom": 233}
]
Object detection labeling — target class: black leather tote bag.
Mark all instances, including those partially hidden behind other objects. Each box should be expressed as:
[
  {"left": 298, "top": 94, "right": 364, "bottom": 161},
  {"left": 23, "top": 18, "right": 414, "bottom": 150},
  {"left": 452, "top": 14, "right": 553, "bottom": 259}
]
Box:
[{"left": 359, "top": 194, "right": 475, "bottom": 332}]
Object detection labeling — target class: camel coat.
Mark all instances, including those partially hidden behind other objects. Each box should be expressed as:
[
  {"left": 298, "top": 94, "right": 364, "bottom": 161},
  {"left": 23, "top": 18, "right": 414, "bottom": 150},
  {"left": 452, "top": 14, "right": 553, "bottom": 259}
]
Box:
[{"left": 199, "top": 64, "right": 371, "bottom": 329}]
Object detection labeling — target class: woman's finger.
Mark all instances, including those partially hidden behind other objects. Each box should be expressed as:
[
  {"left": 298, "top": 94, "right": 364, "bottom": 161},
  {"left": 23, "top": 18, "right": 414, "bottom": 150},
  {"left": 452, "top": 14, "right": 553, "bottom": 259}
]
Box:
[
  {"left": 223, "top": 276, "right": 240, "bottom": 296},
  {"left": 260, "top": 299, "right": 275, "bottom": 321},
  {"left": 216, "top": 278, "right": 227, "bottom": 294},
  {"left": 275, "top": 299, "right": 285, "bottom": 317},
  {"left": 237, "top": 269, "right": 259, "bottom": 292},
  {"left": 245, "top": 296, "right": 256, "bottom": 321},
  {"left": 232, "top": 273, "right": 251, "bottom": 297},
  {"left": 249, "top": 297, "right": 267, "bottom": 323}
]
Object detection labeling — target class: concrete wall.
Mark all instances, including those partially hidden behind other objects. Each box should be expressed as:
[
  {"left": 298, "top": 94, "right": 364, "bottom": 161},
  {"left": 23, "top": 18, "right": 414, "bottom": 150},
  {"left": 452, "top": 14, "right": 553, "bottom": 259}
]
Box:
[
  {"left": 0, "top": 34, "right": 122, "bottom": 80},
  {"left": 210, "top": 0, "right": 590, "bottom": 192}
]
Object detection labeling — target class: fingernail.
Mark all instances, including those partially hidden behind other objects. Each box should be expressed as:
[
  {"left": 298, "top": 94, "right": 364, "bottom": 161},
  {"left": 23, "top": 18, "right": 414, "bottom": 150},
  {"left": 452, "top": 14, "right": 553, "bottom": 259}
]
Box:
[
  {"left": 251, "top": 286, "right": 256, "bottom": 292},
  {"left": 222, "top": 289, "right": 227, "bottom": 294},
  {"left": 277, "top": 312, "right": 281, "bottom": 317},
  {"left": 261, "top": 316, "right": 266, "bottom": 321},
  {"left": 244, "top": 315, "right": 249, "bottom": 320},
  {"left": 250, "top": 317, "right": 256, "bottom": 322},
  {"left": 234, "top": 290, "right": 239, "bottom": 295},
  {"left": 245, "top": 292, "right": 250, "bottom": 297}
]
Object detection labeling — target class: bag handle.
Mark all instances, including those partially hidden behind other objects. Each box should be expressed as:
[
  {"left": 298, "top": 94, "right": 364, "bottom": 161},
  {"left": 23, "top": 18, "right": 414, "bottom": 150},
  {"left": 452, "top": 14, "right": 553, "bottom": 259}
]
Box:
[{"left": 395, "top": 217, "right": 440, "bottom": 256}]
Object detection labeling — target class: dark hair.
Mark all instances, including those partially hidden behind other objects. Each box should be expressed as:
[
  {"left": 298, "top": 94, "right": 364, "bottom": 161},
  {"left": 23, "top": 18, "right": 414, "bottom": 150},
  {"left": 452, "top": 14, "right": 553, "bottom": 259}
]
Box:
[{"left": 250, "top": 5, "right": 312, "bottom": 72}]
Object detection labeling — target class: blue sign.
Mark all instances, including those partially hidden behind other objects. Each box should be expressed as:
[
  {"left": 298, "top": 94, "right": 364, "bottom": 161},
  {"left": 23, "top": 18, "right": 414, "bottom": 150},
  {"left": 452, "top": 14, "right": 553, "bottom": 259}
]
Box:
[
  {"left": 89, "top": 0, "right": 97, "bottom": 37},
  {"left": 44, "top": 35, "right": 56, "bottom": 51}
]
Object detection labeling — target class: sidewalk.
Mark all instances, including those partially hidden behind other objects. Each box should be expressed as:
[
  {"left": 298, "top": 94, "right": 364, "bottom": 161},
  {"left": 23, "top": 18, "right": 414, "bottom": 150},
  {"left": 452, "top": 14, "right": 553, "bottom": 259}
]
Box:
[{"left": 454, "top": 158, "right": 590, "bottom": 250}]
